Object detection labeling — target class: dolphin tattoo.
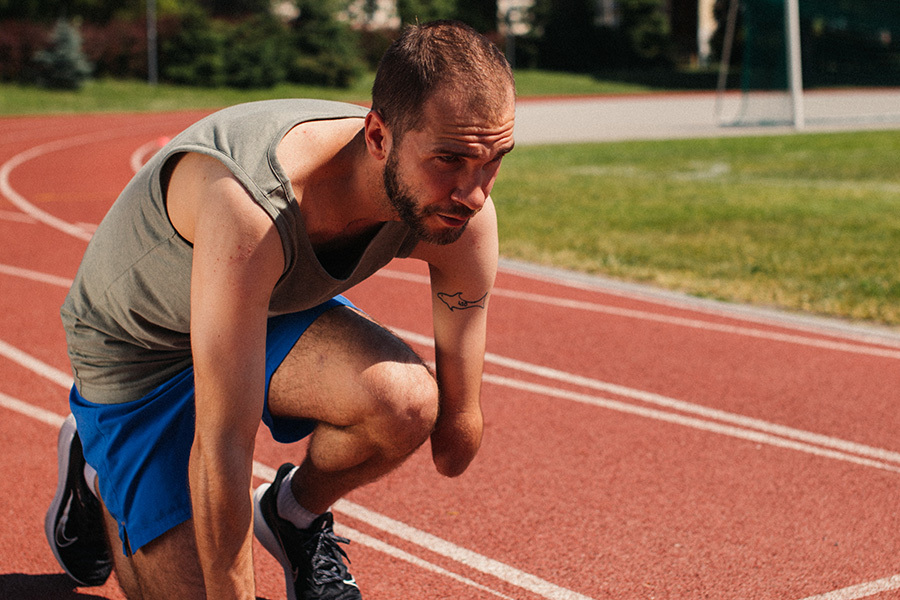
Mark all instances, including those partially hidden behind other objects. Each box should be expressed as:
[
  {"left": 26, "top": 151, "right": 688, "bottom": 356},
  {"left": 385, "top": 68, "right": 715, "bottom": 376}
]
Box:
[{"left": 437, "top": 291, "right": 488, "bottom": 311}]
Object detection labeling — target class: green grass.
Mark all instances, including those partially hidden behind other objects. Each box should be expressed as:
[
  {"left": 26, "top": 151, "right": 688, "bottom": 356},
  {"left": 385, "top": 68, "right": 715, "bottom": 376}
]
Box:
[
  {"left": 492, "top": 131, "right": 900, "bottom": 326},
  {"left": 0, "top": 77, "right": 378, "bottom": 115},
  {"left": 0, "top": 69, "right": 656, "bottom": 116}
]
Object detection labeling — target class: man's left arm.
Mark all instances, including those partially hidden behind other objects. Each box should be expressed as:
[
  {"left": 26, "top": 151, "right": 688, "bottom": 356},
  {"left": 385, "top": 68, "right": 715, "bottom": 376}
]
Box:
[{"left": 410, "top": 199, "right": 499, "bottom": 477}]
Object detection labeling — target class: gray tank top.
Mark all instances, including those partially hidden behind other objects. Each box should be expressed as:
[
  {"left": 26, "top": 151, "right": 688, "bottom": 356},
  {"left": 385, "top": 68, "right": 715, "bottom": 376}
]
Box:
[{"left": 61, "top": 99, "right": 417, "bottom": 404}]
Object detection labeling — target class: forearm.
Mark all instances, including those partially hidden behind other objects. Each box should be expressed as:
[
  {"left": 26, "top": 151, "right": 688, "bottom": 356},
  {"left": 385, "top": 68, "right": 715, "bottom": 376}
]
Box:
[
  {"left": 189, "top": 435, "right": 256, "bottom": 599},
  {"left": 430, "top": 328, "right": 488, "bottom": 477}
]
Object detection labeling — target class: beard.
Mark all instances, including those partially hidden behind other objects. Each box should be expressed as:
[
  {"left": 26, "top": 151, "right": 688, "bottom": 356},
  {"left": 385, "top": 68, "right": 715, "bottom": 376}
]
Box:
[{"left": 383, "top": 149, "right": 470, "bottom": 246}]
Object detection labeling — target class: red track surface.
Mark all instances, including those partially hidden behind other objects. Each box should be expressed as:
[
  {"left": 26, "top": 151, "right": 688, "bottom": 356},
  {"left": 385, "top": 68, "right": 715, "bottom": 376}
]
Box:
[{"left": 2, "top": 111, "right": 900, "bottom": 600}]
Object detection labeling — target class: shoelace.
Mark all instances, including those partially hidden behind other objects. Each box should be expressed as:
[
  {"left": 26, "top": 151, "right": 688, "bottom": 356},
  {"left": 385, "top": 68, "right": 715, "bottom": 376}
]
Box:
[{"left": 304, "top": 523, "right": 353, "bottom": 586}]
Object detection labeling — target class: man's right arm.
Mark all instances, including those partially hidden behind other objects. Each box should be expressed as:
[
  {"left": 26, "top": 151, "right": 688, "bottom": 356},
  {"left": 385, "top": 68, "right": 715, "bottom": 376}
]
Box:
[{"left": 169, "top": 154, "right": 285, "bottom": 598}]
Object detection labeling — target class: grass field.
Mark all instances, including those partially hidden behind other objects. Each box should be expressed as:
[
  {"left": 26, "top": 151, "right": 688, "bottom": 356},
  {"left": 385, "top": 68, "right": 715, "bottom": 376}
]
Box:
[
  {"left": 0, "top": 71, "right": 657, "bottom": 115},
  {"left": 3, "top": 75, "right": 899, "bottom": 328},
  {"left": 493, "top": 131, "right": 900, "bottom": 327}
]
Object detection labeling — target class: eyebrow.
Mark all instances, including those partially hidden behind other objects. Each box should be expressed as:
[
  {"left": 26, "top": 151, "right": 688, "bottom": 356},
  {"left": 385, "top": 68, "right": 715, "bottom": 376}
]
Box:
[{"left": 436, "top": 142, "right": 515, "bottom": 160}]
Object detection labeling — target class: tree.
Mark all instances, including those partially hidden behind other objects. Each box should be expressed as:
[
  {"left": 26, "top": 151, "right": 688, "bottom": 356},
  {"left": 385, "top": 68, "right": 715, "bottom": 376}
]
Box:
[
  {"left": 619, "top": 0, "right": 673, "bottom": 65},
  {"left": 396, "top": 0, "right": 457, "bottom": 25},
  {"left": 161, "top": 9, "right": 227, "bottom": 86},
  {"left": 530, "top": 0, "right": 673, "bottom": 72},
  {"left": 456, "top": 0, "right": 498, "bottom": 32},
  {"left": 33, "top": 18, "right": 93, "bottom": 89},
  {"left": 286, "top": 0, "right": 364, "bottom": 87},
  {"left": 531, "top": 0, "right": 606, "bottom": 71}
]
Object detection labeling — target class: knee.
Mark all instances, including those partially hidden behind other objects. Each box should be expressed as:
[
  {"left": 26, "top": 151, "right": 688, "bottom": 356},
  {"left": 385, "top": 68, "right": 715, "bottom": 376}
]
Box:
[{"left": 365, "top": 361, "right": 439, "bottom": 457}]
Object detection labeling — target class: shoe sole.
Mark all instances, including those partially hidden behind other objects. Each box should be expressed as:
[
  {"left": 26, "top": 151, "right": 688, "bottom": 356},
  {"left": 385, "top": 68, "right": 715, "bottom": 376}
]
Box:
[
  {"left": 44, "top": 415, "right": 91, "bottom": 586},
  {"left": 253, "top": 483, "right": 298, "bottom": 600}
]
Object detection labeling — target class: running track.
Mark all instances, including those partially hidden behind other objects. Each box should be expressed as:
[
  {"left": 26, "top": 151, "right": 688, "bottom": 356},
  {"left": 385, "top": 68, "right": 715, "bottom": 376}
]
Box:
[{"left": 2, "top": 109, "right": 900, "bottom": 600}]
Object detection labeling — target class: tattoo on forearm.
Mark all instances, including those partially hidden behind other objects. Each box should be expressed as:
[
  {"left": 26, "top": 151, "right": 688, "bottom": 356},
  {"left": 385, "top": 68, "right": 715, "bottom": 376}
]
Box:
[{"left": 437, "top": 291, "right": 488, "bottom": 311}]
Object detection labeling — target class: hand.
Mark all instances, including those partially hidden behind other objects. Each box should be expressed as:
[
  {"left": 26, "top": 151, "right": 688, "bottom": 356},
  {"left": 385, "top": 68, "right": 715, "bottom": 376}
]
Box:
[{"left": 430, "top": 408, "right": 484, "bottom": 478}]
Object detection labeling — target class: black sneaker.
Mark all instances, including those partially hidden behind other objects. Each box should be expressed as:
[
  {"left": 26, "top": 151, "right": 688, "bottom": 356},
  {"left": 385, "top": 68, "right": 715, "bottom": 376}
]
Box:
[
  {"left": 44, "top": 414, "right": 112, "bottom": 587},
  {"left": 253, "top": 463, "right": 362, "bottom": 600}
]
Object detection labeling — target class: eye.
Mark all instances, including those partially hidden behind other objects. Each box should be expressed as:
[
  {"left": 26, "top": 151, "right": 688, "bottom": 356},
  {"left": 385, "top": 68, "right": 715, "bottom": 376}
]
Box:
[{"left": 436, "top": 154, "right": 461, "bottom": 164}]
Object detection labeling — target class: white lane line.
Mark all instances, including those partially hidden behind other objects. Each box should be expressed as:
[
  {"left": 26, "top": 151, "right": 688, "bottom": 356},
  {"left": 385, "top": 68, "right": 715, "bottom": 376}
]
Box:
[
  {"left": 129, "top": 139, "right": 161, "bottom": 173},
  {"left": 0, "top": 209, "right": 36, "bottom": 223},
  {"left": 0, "top": 338, "right": 74, "bottom": 389},
  {"left": 0, "top": 126, "right": 158, "bottom": 242},
  {"left": 797, "top": 574, "right": 900, "bottom": 600},
  {"left": 494, "top": 287, "right": 900, "bottom": 360},
  {"left": 253, "top": 463, "right": 550, "bottom": 600},
  {"left": 497, "top": 258, "right": 900, "bottom": 350},
  {"left": 0, "top": 263, "right": 74, "bottom": 288},
  {"left": 481, "top": 349, "right": 900, "bottom": 467},
  {"left": 0, "top": 340, "right": 591, "bottom": 600},
  {"left": 392, "top": 327, "right": 900, "bottom": 471},
  {"left": 3, "top": 388, "right": 896, "bottom": 600},
  {"left": 483, "top": 372, "right": 900, "bottom": 474},
  {"left": 9, "top": 262, "right": 898, "bottom": 363},
  {"left": 375, "top": 269, "right": 900, "bottom": 361},
  {"left": 129, "top": 137, "right": 170, "bottom": 174},
  {"left": 336, "top": 525, "right": 519, "bottom": 600},
  {"left": 3, "top": 263, "right": 898, "bottom": 469},
  {"left": 0, "top": 391, "right": 66, "bottom": 428},
  {"left": 0, "top": 133, "right": 109, "bottom": 241},
  {"left": 337, "top": 500, "right": 593, "bottom": 600}
]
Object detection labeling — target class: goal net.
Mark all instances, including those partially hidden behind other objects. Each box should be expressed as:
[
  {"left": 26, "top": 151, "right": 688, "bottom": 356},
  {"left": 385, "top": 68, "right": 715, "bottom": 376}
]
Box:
[{"left": 715, "top": 0, "right": 900, "bottom": 128}]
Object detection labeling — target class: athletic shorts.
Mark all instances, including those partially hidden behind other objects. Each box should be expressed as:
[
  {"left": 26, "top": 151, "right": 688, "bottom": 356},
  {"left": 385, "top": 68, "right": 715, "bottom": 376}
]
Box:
[{"left": 69, "top": 296, "right": 353, "bottom": 555}]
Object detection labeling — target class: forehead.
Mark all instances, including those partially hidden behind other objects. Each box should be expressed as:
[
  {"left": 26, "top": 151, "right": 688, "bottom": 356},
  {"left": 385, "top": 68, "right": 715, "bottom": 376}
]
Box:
[{"left": 410, "top": 89, "right": 516, "bottom": 152}]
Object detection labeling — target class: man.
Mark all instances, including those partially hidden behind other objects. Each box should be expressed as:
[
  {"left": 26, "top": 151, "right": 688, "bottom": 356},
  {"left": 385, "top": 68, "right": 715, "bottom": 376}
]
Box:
[{"left": 44, "top": 20, "right": 515, "bottom": 600}]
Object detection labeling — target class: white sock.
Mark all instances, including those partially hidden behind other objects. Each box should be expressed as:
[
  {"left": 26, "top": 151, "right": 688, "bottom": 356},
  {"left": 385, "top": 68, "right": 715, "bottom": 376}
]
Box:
[
  {"left": 83, "top": 462, "right": 99, "bottom": 499},
  {"left": 275, "top": 466, "right": 322, "bottom": 530}
]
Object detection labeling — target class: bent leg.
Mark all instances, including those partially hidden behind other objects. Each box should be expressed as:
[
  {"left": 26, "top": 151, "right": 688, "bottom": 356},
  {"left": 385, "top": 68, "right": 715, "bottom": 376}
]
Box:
[{"left": 268, "top": 305, "right": 439, "bottom": 513}]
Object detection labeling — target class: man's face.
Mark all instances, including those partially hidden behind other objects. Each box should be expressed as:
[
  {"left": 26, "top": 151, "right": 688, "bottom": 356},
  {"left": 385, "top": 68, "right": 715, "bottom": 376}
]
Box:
[{"left": 382, "top": 90, "right": 515, "bottom": 245}]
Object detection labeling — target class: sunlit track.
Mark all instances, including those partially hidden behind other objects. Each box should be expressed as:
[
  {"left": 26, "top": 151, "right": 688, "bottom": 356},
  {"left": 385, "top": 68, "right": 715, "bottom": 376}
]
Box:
[
  {"left": 0, "top": 126, "right": 178, "bottom": 241},
  {"left": 0, "top": 333, "right": 593, "bottom": 600},
  {"left": 374, "top": 270, "right": 900, "bottom": 360},
  {"left": 3, "top": 113, "right": 900, "bottom": 600},
  {"left": 8, "top": 261, "right": 900, "bottom": 471}
]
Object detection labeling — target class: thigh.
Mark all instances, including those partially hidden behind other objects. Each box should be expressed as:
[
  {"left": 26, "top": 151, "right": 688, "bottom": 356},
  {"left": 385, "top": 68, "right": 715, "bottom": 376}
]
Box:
[{"left": 268, "top": 305, "right": 433, "bottom": 426}]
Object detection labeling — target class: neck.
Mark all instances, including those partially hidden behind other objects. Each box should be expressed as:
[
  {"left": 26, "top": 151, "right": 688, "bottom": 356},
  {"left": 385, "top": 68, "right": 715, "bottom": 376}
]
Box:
[{"left": 283, "top": 122, "right": 388, "bottom": 246}]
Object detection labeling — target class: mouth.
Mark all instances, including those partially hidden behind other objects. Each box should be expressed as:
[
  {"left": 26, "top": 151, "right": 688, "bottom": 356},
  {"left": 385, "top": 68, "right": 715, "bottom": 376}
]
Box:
[{"left": 436, "top": 213, "right": 469, "bottom": 227}]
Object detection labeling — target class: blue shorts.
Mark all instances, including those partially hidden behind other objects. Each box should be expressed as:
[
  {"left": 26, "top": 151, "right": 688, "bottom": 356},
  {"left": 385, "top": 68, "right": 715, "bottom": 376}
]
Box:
[{"left": 69, "top": 296, "right": 353, "bottom": 555}]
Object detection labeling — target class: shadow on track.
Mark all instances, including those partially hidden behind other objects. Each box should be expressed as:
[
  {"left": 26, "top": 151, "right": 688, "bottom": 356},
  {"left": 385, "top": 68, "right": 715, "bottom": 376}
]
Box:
[
  {"left": 0, "top": 573, "right": 107, "bottom": 599},
  {"left": 0, "top": 573, "right": 274, "bottom": 599}
]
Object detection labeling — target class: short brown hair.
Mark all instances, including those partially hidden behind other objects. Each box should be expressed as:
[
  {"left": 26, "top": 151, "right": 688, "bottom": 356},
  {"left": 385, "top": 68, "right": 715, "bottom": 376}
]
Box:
[{"left": 371, "top": 20, "right": 515, "bottom": 140}]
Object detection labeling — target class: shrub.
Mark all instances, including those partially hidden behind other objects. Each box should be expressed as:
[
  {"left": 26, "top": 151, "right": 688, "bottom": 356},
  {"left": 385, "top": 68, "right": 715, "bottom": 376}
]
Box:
[
  {"left": 160, "top": 10, "right": 227, "bottom": 86},
  {"left": 81, "top": 18, "right": 147, "bottom": 79},
  {"left": 223, "top": 15, "right": 288, "bottom": 88},
  {"left": 531, "top": 0, "right": 672, "bottom": 72},
  {"left": 32, "top": 18, "right": 93, "bottom": 89},
  {"left": 285, "top": 0, "right": 364, "bottom": 88},
  {"left": 0, "top": 19, "right": 50, "bottom": 82},
  {"left": 619, "top": 0, "right": 673, "bottom": 66}
]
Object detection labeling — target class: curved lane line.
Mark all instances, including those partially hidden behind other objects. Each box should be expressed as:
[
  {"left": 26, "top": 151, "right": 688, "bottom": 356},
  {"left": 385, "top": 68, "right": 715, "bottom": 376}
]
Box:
[{"left": 0, "top": 127, "right": 161, "bottom": 242}]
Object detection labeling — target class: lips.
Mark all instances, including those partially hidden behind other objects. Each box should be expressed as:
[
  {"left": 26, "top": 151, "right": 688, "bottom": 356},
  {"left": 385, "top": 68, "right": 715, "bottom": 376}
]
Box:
[{"left": 437, "top": 214, "right": 469, "bottom": 227}]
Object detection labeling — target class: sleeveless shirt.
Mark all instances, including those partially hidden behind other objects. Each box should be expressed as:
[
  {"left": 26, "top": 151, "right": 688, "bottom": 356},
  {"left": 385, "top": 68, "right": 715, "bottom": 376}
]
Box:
[{"left": 60, "top": 99, "right": 418, "bottom": 404}]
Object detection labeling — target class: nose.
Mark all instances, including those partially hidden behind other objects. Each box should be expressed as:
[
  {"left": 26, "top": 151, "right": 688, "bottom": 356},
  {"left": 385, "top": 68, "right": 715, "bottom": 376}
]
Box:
[{"left": 450, "top": 170, "right": 489, "bottom": 213}]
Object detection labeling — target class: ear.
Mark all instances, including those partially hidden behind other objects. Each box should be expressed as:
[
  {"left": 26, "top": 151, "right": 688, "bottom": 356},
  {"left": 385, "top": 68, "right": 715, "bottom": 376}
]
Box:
[{"left": 364, "top": 110, "right": 391, "bottom": 161}]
